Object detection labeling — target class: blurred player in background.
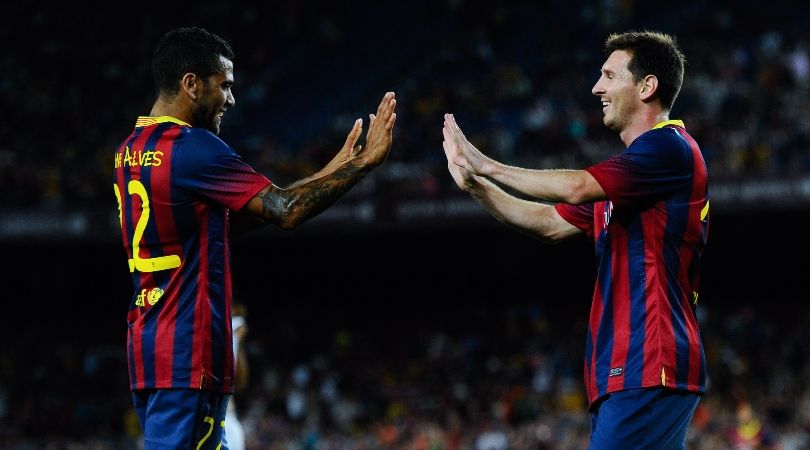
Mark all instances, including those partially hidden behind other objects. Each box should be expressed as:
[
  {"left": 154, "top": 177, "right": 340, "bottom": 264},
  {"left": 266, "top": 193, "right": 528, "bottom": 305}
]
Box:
[
  {"left": 225, "top": 303, "right": 249, "bottom": 450},
  {"left": 113, "top": 27, "right": 396, "bottom": 449},
  {"left": 443, "top": 31, "right": 708, "bottom": 449}
]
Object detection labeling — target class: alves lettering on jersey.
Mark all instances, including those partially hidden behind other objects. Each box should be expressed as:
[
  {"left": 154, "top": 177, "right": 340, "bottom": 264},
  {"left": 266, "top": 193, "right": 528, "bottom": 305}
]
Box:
[{"left": 115, "top": 146, "right": 163, "bottom": 168}]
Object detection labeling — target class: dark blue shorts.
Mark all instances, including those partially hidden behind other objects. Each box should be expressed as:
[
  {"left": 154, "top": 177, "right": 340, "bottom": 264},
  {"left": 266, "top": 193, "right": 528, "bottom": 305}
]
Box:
[
  {"left": 589, "top": 387, "right": 700, "bottom": 450},
  {"left": 132, "top": 389, "right": 230, "bottom": 450}
]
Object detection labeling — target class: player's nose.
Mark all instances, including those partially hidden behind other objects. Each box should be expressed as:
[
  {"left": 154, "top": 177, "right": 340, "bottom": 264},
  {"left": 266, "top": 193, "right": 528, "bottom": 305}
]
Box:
[{"left": 592, "top": 79, "right": 603, "bottom": 96}]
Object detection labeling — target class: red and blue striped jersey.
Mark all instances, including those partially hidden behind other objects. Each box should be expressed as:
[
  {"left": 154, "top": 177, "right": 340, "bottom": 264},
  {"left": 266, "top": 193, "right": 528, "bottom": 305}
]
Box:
[
  {"left": 112, "top": 116, "right": 271, "bottom": 393},
  {"left": 555, "top": 120, "right": 709, "bottom": 407}
]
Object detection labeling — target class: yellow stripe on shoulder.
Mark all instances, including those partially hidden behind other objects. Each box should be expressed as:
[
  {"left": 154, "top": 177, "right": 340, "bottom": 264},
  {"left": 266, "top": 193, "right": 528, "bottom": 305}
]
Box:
[
  {"left": 652, "top": 119, "right": 685, "bottom": 129},
  {"left": 135, "top": 116, "right": 191, "bottom": 128}
]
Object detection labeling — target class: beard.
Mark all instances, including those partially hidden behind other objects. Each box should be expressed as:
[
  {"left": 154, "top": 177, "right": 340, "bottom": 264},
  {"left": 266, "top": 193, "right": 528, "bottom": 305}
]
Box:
[
  {"left": 602, "top": 103, "right": 632, "bottom": 133},
  {"left": 192, "top": 104, "right": 221, "bottom": 135},
  {"left": 603, "top": 114, "right": 621, "bottom": 132}
]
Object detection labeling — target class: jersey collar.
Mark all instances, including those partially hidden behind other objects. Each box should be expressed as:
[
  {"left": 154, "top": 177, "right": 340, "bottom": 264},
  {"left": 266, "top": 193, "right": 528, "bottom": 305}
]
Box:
[
  {"left": 135, "top": 116, "right": 191, "bottom": 128},
  {"left": 652, "top": 119, "right": 684, "bottom": 129}
]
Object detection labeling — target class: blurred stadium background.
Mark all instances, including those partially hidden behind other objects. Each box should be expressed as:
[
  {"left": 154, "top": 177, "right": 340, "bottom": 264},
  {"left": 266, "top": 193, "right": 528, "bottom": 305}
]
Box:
[{"left": 2, "top": 1, "right": 810, "bottom": 449}]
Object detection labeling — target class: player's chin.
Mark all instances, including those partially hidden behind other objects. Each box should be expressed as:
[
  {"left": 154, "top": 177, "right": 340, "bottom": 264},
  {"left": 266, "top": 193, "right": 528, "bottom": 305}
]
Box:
[
  {"left": 210, "top": 117, "right": 222, "bottom": 135},
  {"left": 603, "top": 116, "right": 618, "bottom": 130}
]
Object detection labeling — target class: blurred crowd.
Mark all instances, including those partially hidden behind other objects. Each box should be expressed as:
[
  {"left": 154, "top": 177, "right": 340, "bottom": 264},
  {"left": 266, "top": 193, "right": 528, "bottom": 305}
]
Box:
[
  {"left": 1, "top": 2, "right": 809, "bottom": 213},
  {"left": 1, "top": 303, "right": 809, "bottom": 449}
]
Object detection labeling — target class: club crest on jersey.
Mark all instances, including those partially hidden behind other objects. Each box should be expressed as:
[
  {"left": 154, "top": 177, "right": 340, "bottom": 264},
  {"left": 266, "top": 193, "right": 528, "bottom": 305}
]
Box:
[
  {"left": 603, "top": 201, "right": 613, "bottom": 228},
  {"left": 135, "top": 287, "right": 165, "bottom": 307}
]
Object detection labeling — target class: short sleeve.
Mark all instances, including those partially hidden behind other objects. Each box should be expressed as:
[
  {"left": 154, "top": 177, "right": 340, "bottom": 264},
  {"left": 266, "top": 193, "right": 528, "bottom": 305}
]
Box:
[
  {"left": 555, "top": 203, "right": 595, "bottom": 239},
  {"left": 585, "top": 127, "right": 692, "bottom": 208},
  {"left": 173, "top": 129, "right": 271, "bottom": 210}
]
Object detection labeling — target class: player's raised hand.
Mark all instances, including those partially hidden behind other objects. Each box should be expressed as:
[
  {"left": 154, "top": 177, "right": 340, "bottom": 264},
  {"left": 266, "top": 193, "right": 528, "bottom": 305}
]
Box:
[
  {"left": 442, "top": 114, "right": 467, "bottom": 169},
  {"left": 357, "top": 91, "right": 397, "bottom": 167},
  {"left": 443, "top": 114, "right": 495, "bottom": 176},
  {"left": 442, "top": 121, "right": 475, "bottom": 191},
  {"left": 322, "top": 118, "right": 363, "bottom": 173}
]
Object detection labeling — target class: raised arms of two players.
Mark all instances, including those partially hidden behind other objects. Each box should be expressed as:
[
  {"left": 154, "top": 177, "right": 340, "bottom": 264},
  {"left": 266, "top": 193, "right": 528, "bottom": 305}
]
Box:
[
  {"left": 444, "top": 114, "right": 605, "bottom": 204},
  {"left": 241, "top": 92, "right": 397, "bottom": 229},
  {"left": 442, "top": 113, "right": 593, "bottom": 242}
]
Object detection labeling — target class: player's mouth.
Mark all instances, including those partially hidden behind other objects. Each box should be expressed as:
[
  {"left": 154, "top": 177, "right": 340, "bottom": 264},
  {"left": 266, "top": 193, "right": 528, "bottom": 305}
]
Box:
[{"left": 601, "top": 100, "right": 611, "bottom": 114}]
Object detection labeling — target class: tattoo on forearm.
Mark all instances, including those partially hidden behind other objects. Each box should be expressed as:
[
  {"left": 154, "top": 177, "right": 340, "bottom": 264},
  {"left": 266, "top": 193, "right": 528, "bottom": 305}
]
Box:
[{"left": 260, "top": 159, "right": 369, "bottom": 226}]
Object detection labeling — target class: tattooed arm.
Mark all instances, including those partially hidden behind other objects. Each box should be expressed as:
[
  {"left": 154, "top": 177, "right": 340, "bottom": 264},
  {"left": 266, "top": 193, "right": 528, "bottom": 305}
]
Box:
[
  {"left": 245, "top": 158, "right": 371, "bottom": 229},
  {"left": 241, "top": 92, "right": 397, "bottom": 229}
]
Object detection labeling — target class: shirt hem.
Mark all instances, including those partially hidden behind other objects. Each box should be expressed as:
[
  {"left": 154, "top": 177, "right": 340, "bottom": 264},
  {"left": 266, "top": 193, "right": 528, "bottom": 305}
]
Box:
[
  {"left": 588, "top": 381, "right": 704, "bottom": 409},
  {"left": 130, "top": 380, "right": 235, "bottom": 394}
]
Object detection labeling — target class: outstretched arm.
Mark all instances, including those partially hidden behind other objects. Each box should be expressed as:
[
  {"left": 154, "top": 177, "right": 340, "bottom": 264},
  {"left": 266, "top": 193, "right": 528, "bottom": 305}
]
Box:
[
  {"left": 444, "top": 114, "right": 606, "bottom": 205},
  {"left": 443, "top": 126, "right": 581, "bottom": 243},
  {"left": 241, "top": 92, "right": 397, "bottom": 229}
]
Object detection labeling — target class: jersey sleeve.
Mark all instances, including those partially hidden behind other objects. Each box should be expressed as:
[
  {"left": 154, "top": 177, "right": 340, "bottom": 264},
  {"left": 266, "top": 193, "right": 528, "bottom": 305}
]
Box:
[
  {"left": 173, "top": 129, "right": 272, "bottom": 210},
  {"left": 555, "top": 203, "right": 595, "bottom": 239},
  {"left": 585, "top": 128, "right": 692, "bottom": 208}
]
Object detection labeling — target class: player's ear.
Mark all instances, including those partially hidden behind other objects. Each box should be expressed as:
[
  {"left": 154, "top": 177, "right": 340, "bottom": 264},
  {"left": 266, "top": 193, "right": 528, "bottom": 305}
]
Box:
[
  {"left": 639, "top": 74, "right": 658, "bottom": 102},
  {"left": 180, "top": 73, "right": 199, "bottom": 100}
]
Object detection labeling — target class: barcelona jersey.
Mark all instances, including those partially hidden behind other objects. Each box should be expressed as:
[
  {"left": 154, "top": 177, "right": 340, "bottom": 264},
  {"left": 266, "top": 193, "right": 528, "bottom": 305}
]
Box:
[
  {"left": 112, "top": 116, "right": 270, "bottom": 393},
  {"left": 555, "top": 120, "right": 709, "bottom": 407}
]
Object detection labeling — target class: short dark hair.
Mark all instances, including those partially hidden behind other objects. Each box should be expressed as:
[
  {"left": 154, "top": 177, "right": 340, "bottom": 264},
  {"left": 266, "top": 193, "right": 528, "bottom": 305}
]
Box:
[
  {"left": 605, "top": 31, "right": 685, "bottom": 111},
  {"left": 151, "top": 27, "right": 235, "bottom": 96}
]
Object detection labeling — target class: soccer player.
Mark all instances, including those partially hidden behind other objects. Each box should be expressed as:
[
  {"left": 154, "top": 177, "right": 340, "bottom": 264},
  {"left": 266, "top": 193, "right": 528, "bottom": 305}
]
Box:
[
  {"left": 112, "top": 27, "right": 396, "bottom": 449},
  {"left": 442, "top": 31, "right": 708, "bottom": 450}
]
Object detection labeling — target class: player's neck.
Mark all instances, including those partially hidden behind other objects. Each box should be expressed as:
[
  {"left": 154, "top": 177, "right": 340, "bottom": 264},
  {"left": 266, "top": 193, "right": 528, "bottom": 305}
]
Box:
[
  {"left": 619, "top": 108, "right": 669, "bottom": 147},
  {"left": 149, "top": 97, "right": 193, "bottom": 125}
]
